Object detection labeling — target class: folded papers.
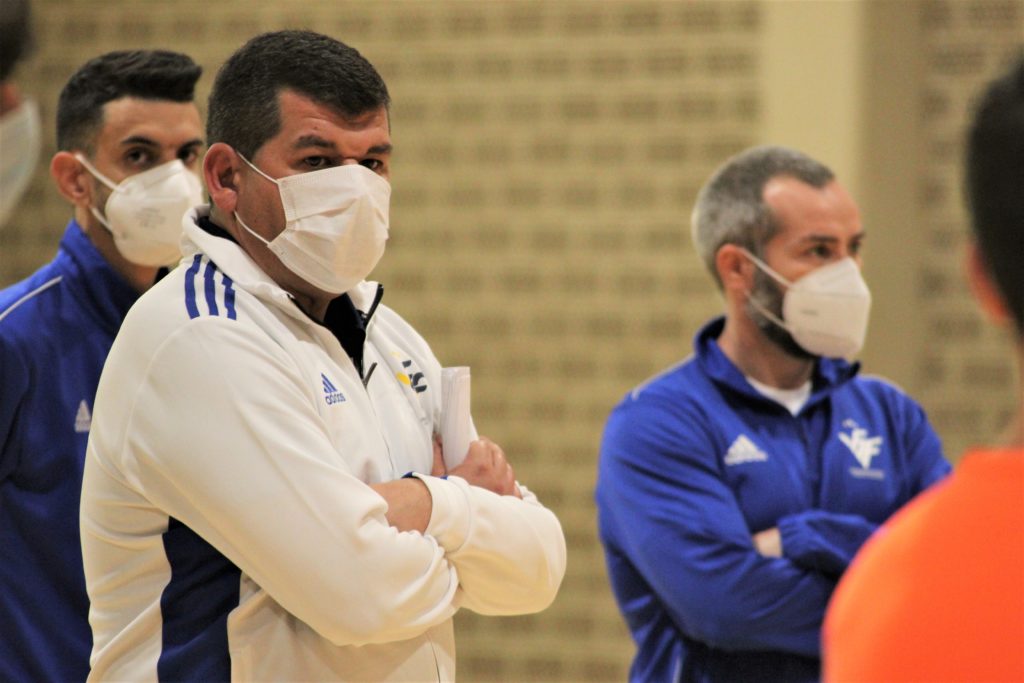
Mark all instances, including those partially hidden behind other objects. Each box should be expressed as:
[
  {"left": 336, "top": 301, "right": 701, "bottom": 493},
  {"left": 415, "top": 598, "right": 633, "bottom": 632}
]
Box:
[{"left": 440, "top": 366, "right": 478, "bottom": 470}]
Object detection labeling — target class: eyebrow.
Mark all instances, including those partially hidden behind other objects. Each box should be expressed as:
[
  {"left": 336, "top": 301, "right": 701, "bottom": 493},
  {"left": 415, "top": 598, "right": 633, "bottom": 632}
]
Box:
[
  {"left": 119, "top": 135, "right": 204, "bottom": 151},
  {"left": 119, "top": 135, "right": 160, "bottom": 149},
  {"left": 797, "top": 232, "right": 866, "bottom": 244},
  {"left": 292, "top": 135, "right": 392, "bottom": 156}
]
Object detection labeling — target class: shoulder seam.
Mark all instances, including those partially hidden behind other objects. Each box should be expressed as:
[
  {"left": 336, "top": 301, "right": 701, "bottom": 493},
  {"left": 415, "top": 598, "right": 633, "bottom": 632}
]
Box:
[{"left": 0, "top": 275, "right": 64, "bottom": 325}]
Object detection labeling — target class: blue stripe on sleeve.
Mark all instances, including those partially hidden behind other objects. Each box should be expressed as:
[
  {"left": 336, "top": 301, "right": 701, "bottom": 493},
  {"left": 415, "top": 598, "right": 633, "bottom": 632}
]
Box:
[
  {"left": 221, "top": 274, "right": 236, "bottom": 320},
  {"left": 203, "top": 261, "right": 220, "bottom": 317},
  {"left": 184, "top": 255, "right": 202, "bottom": 319}
]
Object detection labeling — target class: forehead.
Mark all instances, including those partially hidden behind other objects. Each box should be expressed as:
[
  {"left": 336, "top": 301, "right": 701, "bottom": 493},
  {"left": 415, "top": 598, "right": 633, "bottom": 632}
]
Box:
[
  {"left": 93, "top": 96, "right": 202, "bottom": 150},
  {"left": 270, "top": 89, "right": 390, "bottom": 148},
  {"left": 762, "top": 175, "right": 861, "bottom": 241}
]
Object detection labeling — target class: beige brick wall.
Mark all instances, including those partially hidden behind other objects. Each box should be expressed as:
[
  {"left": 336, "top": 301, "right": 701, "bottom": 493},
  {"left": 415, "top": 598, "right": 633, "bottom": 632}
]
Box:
[
  {"left": 913, "top": 0, "right": 1022, "bottom": 457},
  {"left": 1, "top": 1, "right": 1019, "bottom": 681}
]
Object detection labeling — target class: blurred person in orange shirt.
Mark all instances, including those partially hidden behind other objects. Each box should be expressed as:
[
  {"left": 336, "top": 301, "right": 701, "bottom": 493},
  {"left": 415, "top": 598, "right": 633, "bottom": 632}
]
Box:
[{"left": 823, "top": 55, "right": 1024, "bottom": 683}]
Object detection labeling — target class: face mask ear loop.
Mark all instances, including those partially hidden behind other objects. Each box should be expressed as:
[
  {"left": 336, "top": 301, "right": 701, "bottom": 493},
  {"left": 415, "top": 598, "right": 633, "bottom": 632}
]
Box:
[
  {"left": 74, "top": 153, "right": 120, "bottom": 192},
  {"left": 88, "top": 206, "right": 114, "bottom": 234},
  {"left": 235, "top": 151, "right": 280, "bottom": 186},
  {"left": 233, "top": 150, "right": 282, "bottom": 247},
  {"left": 738, "top": 246, "right": 792, "bottom": 289},
  {"left": 746, "top": 291, "right": 792, "bottom": 333},
  {"left": 74, "top": 154, "right": 121, "bottom": 232},
  {"left": 737, "top": 246, "right": 796, "bottom": 334},
  {"left": 233, "top": 210, "right": 272, "bottom": 247}
]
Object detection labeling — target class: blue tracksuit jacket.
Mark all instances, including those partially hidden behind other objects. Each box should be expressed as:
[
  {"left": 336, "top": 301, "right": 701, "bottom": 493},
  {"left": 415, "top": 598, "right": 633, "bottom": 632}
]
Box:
[
  {"left": 0, "top": 221, "right": 140, "bottom": 682},
  {"left": 595, "top": 317, "right": 950, "bottom": 683}
]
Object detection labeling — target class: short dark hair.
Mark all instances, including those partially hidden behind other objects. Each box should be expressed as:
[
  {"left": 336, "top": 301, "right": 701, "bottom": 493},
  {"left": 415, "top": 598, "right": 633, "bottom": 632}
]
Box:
[
  {"left": 0, "top": 0, "right": 33, "bottom": 82},
  {"left": 691, "top": 145, "right": 835, "bottom": 288},
  {"left": 966, "top": 56, "right": 1024, "bottom": 335},
  {"left": 56, "top": 50, "right": 202, "bottom": 152},
  {"left": 207, "top": 30, "right": 390, "bottom": 158}
]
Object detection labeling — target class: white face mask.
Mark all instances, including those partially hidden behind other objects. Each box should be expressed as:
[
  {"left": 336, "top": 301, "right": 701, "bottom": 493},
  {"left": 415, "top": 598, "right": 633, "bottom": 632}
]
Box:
[
  {"left": 0, "top": 98, "right": 42, "bottom": 226},
  {"left": 234, "top": 153, "right": 390, "bottom": 295},
  {"left": 741, "top": 248, "right": 872, "bottom": 359},
  {"left": 77, "top": 154, "right": 203, "bottom": 267}
]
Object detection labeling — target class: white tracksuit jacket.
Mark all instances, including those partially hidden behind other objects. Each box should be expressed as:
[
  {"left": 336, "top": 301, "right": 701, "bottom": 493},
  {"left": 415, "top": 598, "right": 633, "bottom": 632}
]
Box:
[{"left": 80, "top": 207, "right": 567, "bottom": 682}]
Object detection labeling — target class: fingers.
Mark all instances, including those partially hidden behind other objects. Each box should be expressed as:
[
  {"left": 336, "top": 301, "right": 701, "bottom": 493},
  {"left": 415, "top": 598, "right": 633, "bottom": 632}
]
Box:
[
  {"left": 430, "top": 434, "right": 446, "bottom": 477},
  {"left": 458, "top": 437, "right": 518, "bottom": 497}
]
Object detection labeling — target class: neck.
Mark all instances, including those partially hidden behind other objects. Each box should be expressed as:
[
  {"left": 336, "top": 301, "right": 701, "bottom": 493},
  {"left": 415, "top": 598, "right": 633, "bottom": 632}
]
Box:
[
  {"left": 293, "top": 293, "right": 329, "bottom": 322},
  {"left": 75, "top": 208, "right": 158, "bottom": 293},
  {"left": 717, "top": 312, "right": 815, "bottom": 389},
  {"left": 211, "top": 206, "right": 332, "bottom": 322},
  {"left": 999, "top": 340, "right": 1024, "bottom": 448}
]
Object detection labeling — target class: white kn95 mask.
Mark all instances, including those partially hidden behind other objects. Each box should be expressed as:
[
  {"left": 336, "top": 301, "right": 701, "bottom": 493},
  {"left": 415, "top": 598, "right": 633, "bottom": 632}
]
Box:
[
  {"left": 77, "top": 154, "right": 203, "bottom": 267},
  {"left": 741, "top": 248, "right": 872, "bottom": 359},
  {"left": 234, "top": 153, "right": 390, "bottom": 295},
  {"left": 0, "top": 99, "right": 42, "bottom": 227}
]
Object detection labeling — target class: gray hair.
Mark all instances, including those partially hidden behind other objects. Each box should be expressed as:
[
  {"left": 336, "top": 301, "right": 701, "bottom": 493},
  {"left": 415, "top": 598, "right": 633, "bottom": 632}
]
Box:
[{"left": 691, "top": 145, "right": 834, "bottom": 288}]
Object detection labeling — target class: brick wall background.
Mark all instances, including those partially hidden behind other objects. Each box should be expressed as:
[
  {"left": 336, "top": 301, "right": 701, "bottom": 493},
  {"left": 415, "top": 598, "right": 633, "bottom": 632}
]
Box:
[
  {"left": 1, "top": 2, "right": 1020, "bottom": 681},
  {"left": 914, "top": 0, "right": 1022, "bottom": 458}
]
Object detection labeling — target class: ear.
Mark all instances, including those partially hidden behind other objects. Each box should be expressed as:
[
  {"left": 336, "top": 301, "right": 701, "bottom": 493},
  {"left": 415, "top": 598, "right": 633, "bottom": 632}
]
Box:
[
  {"left": 716, "top": 243, "right": 754, "bottom": 295},
  {"left": 50, "top": 151, "right": 94, "bottom": 209},
  {"left": 966, "top": 241, "right": 1011, "bottom": 326},
  {"left": 203, "top": 143, "right": 241, "bottom": 215},
  {"left": 0, "top": 81, "right": 21, "bottom": 116}
]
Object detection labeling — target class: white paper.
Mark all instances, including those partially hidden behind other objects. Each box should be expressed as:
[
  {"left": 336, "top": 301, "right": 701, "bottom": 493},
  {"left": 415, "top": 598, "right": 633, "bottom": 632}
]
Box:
[{"left": 440, "top": 366, "right": 477, "bottom": 470}]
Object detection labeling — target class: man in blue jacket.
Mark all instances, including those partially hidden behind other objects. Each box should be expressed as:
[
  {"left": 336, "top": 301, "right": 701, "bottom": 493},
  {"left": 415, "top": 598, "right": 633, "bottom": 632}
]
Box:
[
  {"left": 0, "top": 50, "right": 203, "bottom": 682},
  {"left": 595, "top": 145, "right": 950, "bottom": 683}
]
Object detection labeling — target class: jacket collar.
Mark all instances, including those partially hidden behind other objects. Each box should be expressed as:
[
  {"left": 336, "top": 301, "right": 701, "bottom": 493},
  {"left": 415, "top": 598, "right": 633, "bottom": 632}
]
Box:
[
  {"left": 58, "top": 219, "right": 140, "bottom": 335},
  {"left": 180, "top": 205, "right": 382, "bottom": 322},
  {"left": 694, "top": 316, "right": 860, "bottom": 413}
]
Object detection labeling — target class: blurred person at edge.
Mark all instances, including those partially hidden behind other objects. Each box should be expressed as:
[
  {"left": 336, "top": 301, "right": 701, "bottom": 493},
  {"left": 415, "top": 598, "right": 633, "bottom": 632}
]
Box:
[
  {"left": 0, "top": 0, "right": 41, "bottom": 227},
  {"left": 0, "top": 50, "right": 203, "bottom": 682},
  {"left": 79, "top": 30, "right": 565, "bottom": 681},
  {"left": 824, "top": 55, "right": 1024, "bottom": 683},
  {"left": 596, "top": 145, "right": 951, "bottom": 682}
]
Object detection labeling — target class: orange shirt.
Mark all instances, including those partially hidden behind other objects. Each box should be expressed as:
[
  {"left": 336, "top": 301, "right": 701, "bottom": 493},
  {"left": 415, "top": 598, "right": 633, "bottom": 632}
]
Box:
[{"left": 824, "top": 448, "right": 1024, "bottom": 683}]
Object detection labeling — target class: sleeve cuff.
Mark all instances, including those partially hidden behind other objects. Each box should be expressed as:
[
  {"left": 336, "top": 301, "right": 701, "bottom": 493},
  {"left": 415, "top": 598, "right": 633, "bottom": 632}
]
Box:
[
  {"left": 777, "top": 514, "right": 812, "bottom": 562},
  {"left": 407, "top": 473, "right": 472, "bottom": 553}
]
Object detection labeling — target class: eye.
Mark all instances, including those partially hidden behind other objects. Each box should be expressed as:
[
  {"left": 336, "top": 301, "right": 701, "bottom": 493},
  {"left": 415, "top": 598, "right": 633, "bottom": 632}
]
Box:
[
  {"left": 808, "top": 244, "right": 833, "bottom": 259},
  {"left": 178, "top": 146, "right": 201, "bottom": 168},
  {"left": 360, "top": 158, "right": 384, "bottom": 172},
  {"left": 125, "top": 147, "right": 154, "bottom": 168},
  {"left": 303, "top": 156, "right": 331, "bottom": 170}
]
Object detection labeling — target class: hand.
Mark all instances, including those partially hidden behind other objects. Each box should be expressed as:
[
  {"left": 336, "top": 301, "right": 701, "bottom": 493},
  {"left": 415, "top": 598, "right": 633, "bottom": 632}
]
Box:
[
  {"left": 752, "top": 527, "right": 782, "bottom": 557},
  {"left": 448, "top": 437, "right": 522, "bottom": 498},
  {"left": 431, "top": 434, "right": 446, "bottom": 477}
]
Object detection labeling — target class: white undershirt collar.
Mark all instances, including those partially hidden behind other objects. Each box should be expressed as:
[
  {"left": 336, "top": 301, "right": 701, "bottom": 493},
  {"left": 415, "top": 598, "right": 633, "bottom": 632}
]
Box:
[{"left": 745, "top": 376, "right": 812, "bottom": 416}]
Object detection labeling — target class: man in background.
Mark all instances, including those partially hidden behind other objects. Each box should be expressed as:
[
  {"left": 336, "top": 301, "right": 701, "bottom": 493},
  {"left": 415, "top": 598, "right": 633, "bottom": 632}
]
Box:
[
  {"left": 0, "top": 50, "right": 203, "bottom": 681},
  {"left": 0, "top": 0, "right": 40, "bottom": 227},
  {"left": 824, "top": 55, "right": 1023, "bottom": 683},
  {"left": 596, "top": 145, "right": 950, "bottom": 682}
]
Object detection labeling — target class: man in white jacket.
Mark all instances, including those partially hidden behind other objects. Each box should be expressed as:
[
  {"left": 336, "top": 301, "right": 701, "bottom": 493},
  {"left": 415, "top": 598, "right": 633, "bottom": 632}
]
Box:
[{"left": 80, "top": 30, "right": 566, "bottom": 682}]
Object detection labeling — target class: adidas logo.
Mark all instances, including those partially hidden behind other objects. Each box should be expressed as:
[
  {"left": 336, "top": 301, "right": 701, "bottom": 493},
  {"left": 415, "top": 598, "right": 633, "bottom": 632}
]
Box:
[
  {"left": 321, "top": 373, "right": 346, "bottom": 405},
  {"left": 74, "top": 400, "right": 92, "bottom": 433},
  {"left": 723, "top": 434, "right": 768, "bottom": 466}
]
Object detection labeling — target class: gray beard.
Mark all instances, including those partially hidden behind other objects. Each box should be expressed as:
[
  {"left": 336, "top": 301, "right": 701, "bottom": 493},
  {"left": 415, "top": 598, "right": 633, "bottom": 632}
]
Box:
[{"left": 745, "top": 268, "right": 816, "bottom": 361}]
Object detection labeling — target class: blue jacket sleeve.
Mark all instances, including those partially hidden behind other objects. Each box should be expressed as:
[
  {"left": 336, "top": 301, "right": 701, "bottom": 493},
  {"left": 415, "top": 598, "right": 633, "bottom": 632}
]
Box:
[
  {"left": 0, "top": 335, "right": 29, "bottom": 482},
  {"left": 901, "top": 397, "right": 950, "bottom": 494},
  {"left": 777, "top": 510, "right": 875, "bottom": 576},
  {"left": 598, "top": 395, "right": 835, "bottom": 658}
]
